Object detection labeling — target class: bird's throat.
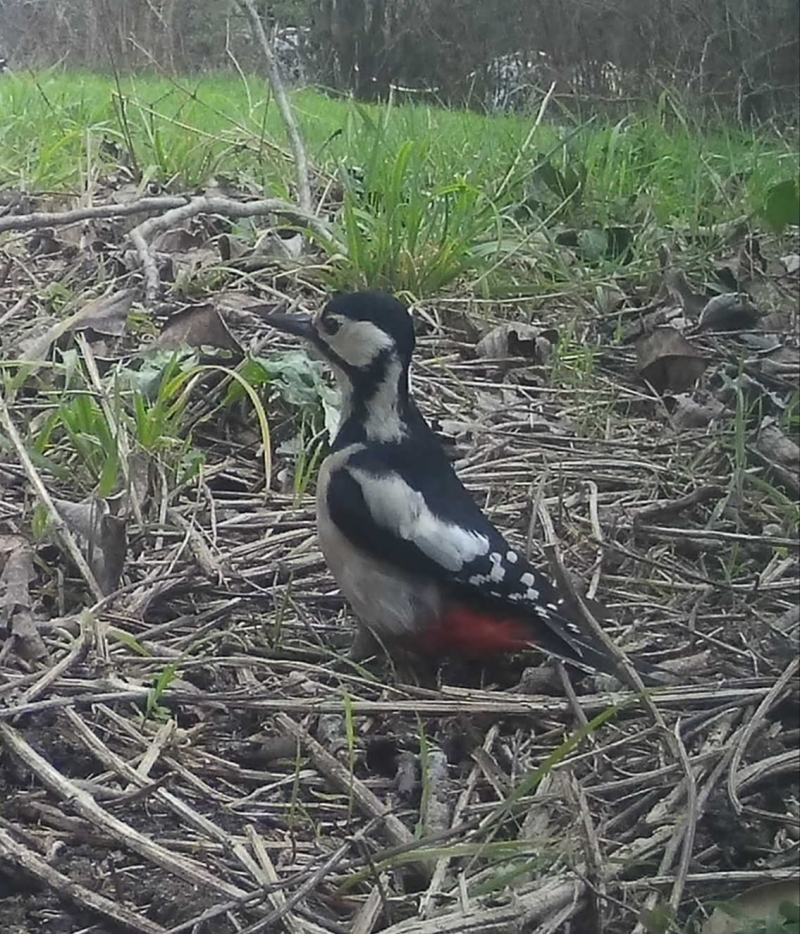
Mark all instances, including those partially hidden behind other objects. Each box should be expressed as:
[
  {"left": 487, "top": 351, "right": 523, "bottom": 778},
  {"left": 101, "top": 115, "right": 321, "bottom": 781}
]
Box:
[{"left": 336, "top": 356, "right": 410, "bottom": 444}]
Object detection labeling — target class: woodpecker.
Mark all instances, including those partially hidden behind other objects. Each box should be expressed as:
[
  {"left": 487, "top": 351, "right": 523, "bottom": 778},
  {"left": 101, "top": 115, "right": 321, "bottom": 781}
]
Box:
[{"left": 264, "top": 291, "right": 619, "bottom": 675}]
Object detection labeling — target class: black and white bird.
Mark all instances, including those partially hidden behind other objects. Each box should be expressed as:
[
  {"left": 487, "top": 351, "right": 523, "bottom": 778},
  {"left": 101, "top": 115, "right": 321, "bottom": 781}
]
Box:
[{"left": 264, "top": 291, "right": 621, "bottom": 675}]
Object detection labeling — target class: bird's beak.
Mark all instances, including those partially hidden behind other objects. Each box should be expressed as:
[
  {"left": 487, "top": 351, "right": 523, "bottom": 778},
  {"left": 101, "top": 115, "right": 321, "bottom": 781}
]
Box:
[{"left": 262, "top": 312, "right": 317, "bottom": 341}]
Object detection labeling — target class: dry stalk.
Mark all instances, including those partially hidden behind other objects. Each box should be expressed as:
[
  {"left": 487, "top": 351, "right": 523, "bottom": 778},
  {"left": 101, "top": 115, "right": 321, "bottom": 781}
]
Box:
[
  {"left": 0, "top": 393, "right": 105, "bottom": 600},
  {"left": 235, "top": 0, "right": 312, "bottom": 213},
  {"left": 0, "top": 825, "right": 166, "bottom": 934},
  {"left": 0, "top": 719, "right": 252, "bottom": 900}
]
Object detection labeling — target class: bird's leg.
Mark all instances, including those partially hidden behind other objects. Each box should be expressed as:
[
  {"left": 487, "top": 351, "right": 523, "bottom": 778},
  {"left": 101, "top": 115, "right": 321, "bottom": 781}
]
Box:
[
  {"left": 348, "top": 625, "right": 440, "bottom": 687},
  {"left": 348, "top": 624, "right": 382, "bottom": 662}
]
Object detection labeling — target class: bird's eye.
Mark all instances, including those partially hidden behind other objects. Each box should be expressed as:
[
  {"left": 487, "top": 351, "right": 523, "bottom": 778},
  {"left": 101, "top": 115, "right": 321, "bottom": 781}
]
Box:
[{"left": 321, "top": 316, "right": 341, "bottom": 335}]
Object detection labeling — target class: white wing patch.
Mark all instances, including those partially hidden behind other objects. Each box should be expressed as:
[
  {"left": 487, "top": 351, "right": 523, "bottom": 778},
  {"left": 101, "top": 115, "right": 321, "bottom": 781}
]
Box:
[{"left": 348, "top": 467, "right": 490, "bottom": 572}]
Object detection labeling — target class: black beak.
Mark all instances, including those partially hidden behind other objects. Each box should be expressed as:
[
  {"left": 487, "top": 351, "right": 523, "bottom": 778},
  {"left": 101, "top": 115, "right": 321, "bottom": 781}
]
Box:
[{"left": 261, "top": 312, "right": 316, "bottom": 340}]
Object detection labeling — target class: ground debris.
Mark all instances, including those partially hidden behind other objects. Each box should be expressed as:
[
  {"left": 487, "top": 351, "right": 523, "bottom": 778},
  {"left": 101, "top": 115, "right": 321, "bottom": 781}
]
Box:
[{"left": 0, "top": 188, "right": 797, "bottom": 934}]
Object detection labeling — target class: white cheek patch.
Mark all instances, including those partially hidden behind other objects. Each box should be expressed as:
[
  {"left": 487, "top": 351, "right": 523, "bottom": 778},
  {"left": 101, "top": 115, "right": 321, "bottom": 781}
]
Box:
[
  {"left": 329, "top": 320, "right": 394, "bottom": 368},
  {"left": 348, "top": 467, "right": 491, "bottom": 572}
]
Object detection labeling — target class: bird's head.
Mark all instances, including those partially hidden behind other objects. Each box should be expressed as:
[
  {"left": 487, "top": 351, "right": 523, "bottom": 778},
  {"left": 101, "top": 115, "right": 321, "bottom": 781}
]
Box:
[
  {"left": 265, "top": 291, "right": 415, "bottom": 375},
  {"left": 264, "top": 291, "right": 417, "bottom": 441}
]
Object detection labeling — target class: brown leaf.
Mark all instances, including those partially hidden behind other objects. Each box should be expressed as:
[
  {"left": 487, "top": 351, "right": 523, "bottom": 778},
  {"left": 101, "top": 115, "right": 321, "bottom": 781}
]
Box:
[
  {"left": 53, "top": 498, "right": 127, "bottom": 596},
  {"left": 28, "top": 228, "right": 66, "bottom": 256},
  {"left": 216, "top": 290, "right": 274, "bottom": 323},
  {"left": 619, "top": 303, "right": 686, "bottom": 343},
  {"left": 594, "top": 283, "right": 626, "bottom": 314},
  {"left": 19, "top": 290, "right": 134, "bottom": 362},
  {"left": 253, "top": 229, "right": 304, "bottom": 260},
  {"left": 475, "top": 322, "right": 557, "bottom": 362},
  {"left": 664, "top": 391, "right": 729, "bottom": 430},
  {"left": 217, "top": 234, "right": 249, "bottom": 262},
  {"left": 155, "top": 303, "right": 243, "bottom": 354},
  {"left": 780, "top": 253, "right": 800, "bottom": 275},
  {"left": 67, "top": 288, "right": 135, "bottom": 338},
  {"left": 663, "top": 268, "right": 707, "bottom": 318},
  {"left": 0, "top": 534, "right": 47, "bottom": 660},
  {"left": 635, "top": 327, "right": 707, "bottom": 393},
  {"left": 152, "top": 227, "right": 205, "bottom": 252},
  {"left": 753, "top": 417, "right": 800, "bottom": 470},
  {"left": 698, "top": 292, "right": 763, "bottom": 331},
  {"left": 714, "top": 237, "right": 766, "bottom": 288}
]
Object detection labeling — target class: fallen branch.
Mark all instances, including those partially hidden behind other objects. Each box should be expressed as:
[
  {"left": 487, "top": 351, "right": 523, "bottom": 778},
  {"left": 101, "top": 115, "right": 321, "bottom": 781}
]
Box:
[
  {"left": 128, "top": 195, "right": 341, "bottom": 303},
  {"left": 0, "top": 196, "right": 188, "bottom": 233}
]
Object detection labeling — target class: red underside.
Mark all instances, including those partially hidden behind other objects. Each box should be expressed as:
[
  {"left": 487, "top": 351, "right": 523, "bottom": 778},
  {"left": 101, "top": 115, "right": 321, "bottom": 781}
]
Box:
[{"left": 411, "top": 604, "right": 535, "bottom": 657}]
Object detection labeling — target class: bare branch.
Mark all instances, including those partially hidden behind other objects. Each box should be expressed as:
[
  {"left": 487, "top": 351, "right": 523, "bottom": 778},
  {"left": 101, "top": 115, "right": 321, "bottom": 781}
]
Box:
[
  {"left": 236, "top": 0, "right": 313, "bottom": 214},
  {"left": 128, "top": 195, "right": 342, "bottom": 304}
]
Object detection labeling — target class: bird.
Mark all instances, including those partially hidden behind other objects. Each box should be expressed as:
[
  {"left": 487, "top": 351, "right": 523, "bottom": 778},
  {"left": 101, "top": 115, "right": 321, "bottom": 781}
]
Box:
[{"left": 263, "top": 291, "right": 621, "bottom": 676}]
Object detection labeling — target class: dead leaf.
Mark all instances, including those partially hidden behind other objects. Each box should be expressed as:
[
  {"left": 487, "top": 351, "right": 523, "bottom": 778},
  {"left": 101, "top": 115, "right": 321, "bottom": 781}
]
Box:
[
  {"left": 594, "top": 284, "right": 626, "bottom": 314},
  {"left": 664, "top": 392, "right": 729, "bottom": 429},
  {"left": 475, "top": 322, "right": 557, "bottom": 362},
  {"left": 19, "top": 290, "right": 135, "bottom": 362},
  {"left": 619, "top": 303, "right": 685, "bottom": 343},
  {"left": 218, "top": 235, "right": 249, "bottom": 262},
  {"left": 438, "top": 308, "right": 481, "bottom": 343},
  {"left": 253, "top": 229, "right": 304, "bottom": 260},
  {"left": 155, "top": 303, "right": 243, "bottom": 354},
  {"left": 28, "top": 228, "right": 66, "bottom": 256},
  {"left": 216, "top": 290, "right": 277, "bottom": 325},
  {"left": 152, "top": 227, "right": 205, "bottom": 252},
  {"left": 0, "top": 534, "right": 47, "bottom": 660},
  {"left": 67, "top": 288, "right": 135, "bottom": 338},
  {"left": 107, "top": 452, "right": 152, "bottom": 519},
  {"left": 664, "top": 268, "right": 707, "bottom": 318},
  {"left": 753, "top": 417, "right": 800, "bottom": 469},
  {"left": 780, "top": 253, "right": 800, "bottom": 275},
  {"left": 170, "top": 246, "right": 223, "bottom": 278},
  {"left": 53, "top": 497, "right": 127, "bottom": 596},
  {"left": 748, "top": 419, "right": 800, "bottom": 495},
  {"left": 737, "top": 332, "right": 782, "bottom": 353},
  {"left": 715, "top": 237, "right": 767, "bottom": 289},
  {"left": 636, "top": 327, "right": 707, "bottom": 393},
  {"left": 10, "top": 315, "right": 58, "bottom": 358},
  {"left": 698, "top": 292, "right": 763, "bottom": 331}
]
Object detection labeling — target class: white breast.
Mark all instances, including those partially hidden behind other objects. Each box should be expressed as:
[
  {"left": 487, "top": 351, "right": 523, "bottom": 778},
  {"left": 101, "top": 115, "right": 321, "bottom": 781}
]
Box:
[{"left": 316, "top": 447, "right": 441, "bottom": 637}]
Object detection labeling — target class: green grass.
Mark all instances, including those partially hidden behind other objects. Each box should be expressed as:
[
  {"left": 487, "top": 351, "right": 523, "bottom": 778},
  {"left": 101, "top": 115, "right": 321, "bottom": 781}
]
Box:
[
  {"left": 0, "top": 69, "right": 796, "bottom": 297},
  {"left": 1, "top": 71, "right": 794, "bottom": 220}
]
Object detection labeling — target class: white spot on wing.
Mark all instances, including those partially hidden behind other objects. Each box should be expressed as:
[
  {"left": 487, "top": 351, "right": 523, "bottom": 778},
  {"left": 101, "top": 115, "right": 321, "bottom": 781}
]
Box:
[
  {"left": 489, "top": 552, "right": 505, "bottom": 582},
  {"left": 349, "top": 467, "right": 490, "bottom": 572},
  {"left": 520, "top": 572, "right": 535, "bottom": 587},
  {"left": 506, "top": 550, "right": 518, "bottom": 564}
]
